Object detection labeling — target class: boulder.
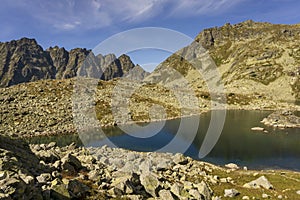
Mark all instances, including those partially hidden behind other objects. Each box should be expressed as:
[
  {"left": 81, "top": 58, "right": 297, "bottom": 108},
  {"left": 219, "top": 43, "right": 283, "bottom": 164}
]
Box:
[
  {"left": 140, "top": 173, "right": 160, "bottom": 197},
  {"left": 158, "top": 189, "right": 175, "bottom": 200},
  {"left": 61, "top": 153, "right": 82, "bottom": 173},
  {"left": 224, "top": 188, "right": 240, "bottom": 197},
  {"left": 251, "top": 127, "right": 265, "bottom": 131},
  {"left": 36, "top": 173, "right": 52, "bottom": 184},
  {"left": 194, "top": 181, "right": 212, "bottom": 200},
  {"left": 225, "top": 163, "right": 239, "bottom": 170},
  {"left": 243, "top": 176, "right": 273, "bottom": 189}
]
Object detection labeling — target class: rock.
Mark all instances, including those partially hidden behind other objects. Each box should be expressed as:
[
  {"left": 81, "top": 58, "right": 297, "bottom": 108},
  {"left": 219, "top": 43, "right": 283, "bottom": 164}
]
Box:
[
  {"left": 225, "top": 163, "right": 239, "bottom": 170},
  {"left": 251, "top": 127, "right": 265, "bottom": 131},
  {"left": 194, "top": 181, "right": 212, "bottom": 200},
  {"left": 224, "top": 189, "right": 240, "bottom": 197},
  {"left": 140, "top": 173, "right": 160, "bottom": 197},
  {"left": 61, "top": 153, "right": 82, "bottom": 172},
  {"left": 242, "top": 196, "right": 250, "bottom": 200},
  {"left": 67, "top": 179, "right": 90, "bottom": 198},
  {"left": 261, "top": 111, "right": 300, "bottom": 129},
  {"left": 156, "top": 159, "right": 169, "bottom": 171},
  {"left": 278, "top": 195, "right": 283, "bottom": 199},
  {"left": 111, "top": 175, "right": 135, "bottom": 195},
  {"left": 88, "top": 170, "right": 101, "bottom": 181},
  {"left": 51, "top": 184, "right": 71, "bottom": 199},
  {"left": 53, "top": 160, "right": 61, "bottom": 169},
  {"left": 47, "top": 142, "right": 56, "bottom": 149},
  {"left": 36, "top": 173, "right": 52, "bottom": 183},
  {"left": 51, "top": 178, "right": 62, "bottom": 186},
  {"left": 173, "top": 153, "right": 188, "bottom": 165},
  {"left": 243, "top": 176, "right": 273, "bottom": 189},
  {"left": 126, "top": 194, "right": 144, "bottom": 200},
  {"left": 189, "top": 189, "right": 202, "bottom": 199},
  {"left": 296, "top": 190, "right": 300, "bottom": 195},
  {"left": 158, "top": 190, "right": 175, "bottom": 200},
  {"left": 22, "top": 175, "right": 34, "bottom": 184},
  {"left": 262, "top": 193, "right": 270, "bottom": 198},
  {"left": 170, "top": 183, "right": 183, "bottom": 198},
  {"left": 0, "top": 171, "right": 7, "bottom": 180},
  {"left": 35, "top": 150, "right": 60, "bottom": 163}
]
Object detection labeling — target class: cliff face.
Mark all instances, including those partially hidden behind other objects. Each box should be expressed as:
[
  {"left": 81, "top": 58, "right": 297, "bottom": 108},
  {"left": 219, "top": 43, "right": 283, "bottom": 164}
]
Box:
[
  {"left": 146, "top": 20, "right": 300, "bottom": 104},
  {"left": 0, "top": 38, "right": 145, "bottom": 87},
  {"left": 0, "top": 38, "right": 55, "bottom": 87}
]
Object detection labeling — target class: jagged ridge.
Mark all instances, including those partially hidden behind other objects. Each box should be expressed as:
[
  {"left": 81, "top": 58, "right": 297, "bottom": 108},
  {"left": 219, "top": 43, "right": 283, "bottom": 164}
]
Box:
[{"left": 0, "top": 38, "right": 147, "bottom": 87}]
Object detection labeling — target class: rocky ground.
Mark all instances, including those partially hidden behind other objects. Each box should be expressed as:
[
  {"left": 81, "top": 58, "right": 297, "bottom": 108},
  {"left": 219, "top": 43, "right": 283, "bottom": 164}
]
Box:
[
  {"left": 1, "top": 135, "right": 300, "bottom": 200},
  {"left": 261, "top": 110, "right": 300, "bottom": 128},
  {"left": 0, "top": 78, "right": 299, "bottom": 138}
]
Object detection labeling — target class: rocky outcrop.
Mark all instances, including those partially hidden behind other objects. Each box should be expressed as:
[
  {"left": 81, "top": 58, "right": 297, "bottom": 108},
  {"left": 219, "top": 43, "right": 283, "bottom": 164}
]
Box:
[
  {"left": 0, "top": 38, "right": 55, "bottom": 87},
  {"left": 124, "top": 64, "right": 150, "bottom": 80},
  {"left": 0, "top": 38, "right": 148, "bottom": 87},
  {"left": 261, "top": 110, "right": 300, "bottom": 128}
]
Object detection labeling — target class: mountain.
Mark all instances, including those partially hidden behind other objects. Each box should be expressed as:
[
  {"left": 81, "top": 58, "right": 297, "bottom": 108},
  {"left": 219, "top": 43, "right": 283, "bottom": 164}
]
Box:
[
  {"left": 1, "top": 21, "right": 300, "bottom": 138},
  {"left": 0, "top": 38, "right": 147, "bottom": 87},
  {"left": 146, "top": 20, "right": 300, "bottom": 104}
]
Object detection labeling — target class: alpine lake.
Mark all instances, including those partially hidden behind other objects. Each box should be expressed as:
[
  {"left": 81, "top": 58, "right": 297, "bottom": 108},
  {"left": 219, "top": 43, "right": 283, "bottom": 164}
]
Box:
[{"left": 27, "top": 110, "right": 300, "bottom": 171}]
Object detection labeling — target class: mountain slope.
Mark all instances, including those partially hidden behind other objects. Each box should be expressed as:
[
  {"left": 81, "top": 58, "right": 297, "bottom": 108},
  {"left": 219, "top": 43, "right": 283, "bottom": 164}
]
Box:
[
  {"left": 146, "top": 20, "right": 300, "bottom": 104},
  {"left": 0, "top": 38, "right": 147, "bottom": 87}
]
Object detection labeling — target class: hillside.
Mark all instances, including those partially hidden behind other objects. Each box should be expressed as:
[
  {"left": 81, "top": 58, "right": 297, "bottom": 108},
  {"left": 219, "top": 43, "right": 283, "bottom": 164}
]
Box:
[{"left": 146, "top": 20, "right": 300, "bottom": 105}]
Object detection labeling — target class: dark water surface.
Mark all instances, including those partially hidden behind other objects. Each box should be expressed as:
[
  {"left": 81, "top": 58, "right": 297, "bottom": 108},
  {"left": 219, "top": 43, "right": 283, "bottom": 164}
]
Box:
[{"left": 28, "top": 110, "right": 300, "bottom": 171}]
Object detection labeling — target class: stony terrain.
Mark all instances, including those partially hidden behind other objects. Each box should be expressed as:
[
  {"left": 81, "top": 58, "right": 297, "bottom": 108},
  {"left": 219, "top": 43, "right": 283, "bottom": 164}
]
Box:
[
  {"left": 0, "top": 76, "right": 298, "bottom": 138},
  {"left": 261, "top": 110, "right": 300, "bottom": 128},
  {"left": 1, "top": 136, "right": 300, "bottom": 199}
]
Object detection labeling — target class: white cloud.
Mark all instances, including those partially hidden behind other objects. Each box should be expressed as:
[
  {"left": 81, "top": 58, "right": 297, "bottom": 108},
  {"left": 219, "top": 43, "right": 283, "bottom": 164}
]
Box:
[{"left": 4, "top": 0, "right": 242, "bottom": 31}]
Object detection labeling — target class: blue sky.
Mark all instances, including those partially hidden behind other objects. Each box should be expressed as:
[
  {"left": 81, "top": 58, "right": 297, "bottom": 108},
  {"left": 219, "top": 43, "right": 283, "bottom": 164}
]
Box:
[{"left": 1, "top": 0, "right": 300, "bottom": 71}]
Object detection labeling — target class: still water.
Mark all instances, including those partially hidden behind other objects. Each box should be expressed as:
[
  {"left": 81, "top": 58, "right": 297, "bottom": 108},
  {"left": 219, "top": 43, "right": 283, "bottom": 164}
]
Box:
[{"left": 29, "top": 110, "right": 300, "bottom": 171}]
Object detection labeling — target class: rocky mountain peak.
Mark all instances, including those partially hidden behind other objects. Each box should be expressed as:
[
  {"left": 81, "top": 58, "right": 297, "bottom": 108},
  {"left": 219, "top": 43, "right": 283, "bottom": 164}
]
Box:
[{"left": 0, "top": 38, "right": 149, "bottom": 87}]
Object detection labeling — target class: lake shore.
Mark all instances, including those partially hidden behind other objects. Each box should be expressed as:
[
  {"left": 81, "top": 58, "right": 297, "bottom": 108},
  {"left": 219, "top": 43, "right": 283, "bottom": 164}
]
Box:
[{"left": 1, "top": 136, "right": 300, "bottom": 199}]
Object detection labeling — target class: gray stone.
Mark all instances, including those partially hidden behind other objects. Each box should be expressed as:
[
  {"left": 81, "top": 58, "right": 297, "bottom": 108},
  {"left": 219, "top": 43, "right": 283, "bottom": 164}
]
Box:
[
  {"left": 22, "top": 175, "right": 34, "bottom": 184},
  {"left": 67, "top": 179, "right": 90, "bottom": 198},
  {"left": 242, "top": 196, "right": 250, "bottom": 200},
  {"left": 111, "top": 176, "right": 135, "bottom": 195},
  {"left": 262, "top": 193, "right": 270, "bottom": 198},
  {"left": 0, "top": 171, "right": 7, "bottom": 180},
  {"left": 51, "top": 184, "right": 71, "bottom": 199},
  {"left": 225, "top": 163, "right": 239, "bottom": 170},
  {"left": 140, "top": 173, "right": 160, "bottom": 197},
  {"left": 159, "top": 190, "right": 175, "bottom": 200},
  {"left": 88, "top": 170, "right": 101, "bottom": 181},
  {"left": 224, "top": 188, "right": 240, "bottom": 197},
  {"left": 170, "top": 183, "right": 183, "bottom": 198},
  {"left": 189, "top": 189, "right": 202, "bottom": 199},
  {"left": 194, "top": 181, "right": 212, "bottom": 200},
  {"left": 173, "top": 153, "right": 188, "bottom": 165},
  {"left": 36, "top": 173, "right": 52, "bottom": 183},
  {"left": 61, "top": 153, "right": 82, "bottom": 172},
  {"left": 243, "top": 176, "right": 273, "bottom": 189}
]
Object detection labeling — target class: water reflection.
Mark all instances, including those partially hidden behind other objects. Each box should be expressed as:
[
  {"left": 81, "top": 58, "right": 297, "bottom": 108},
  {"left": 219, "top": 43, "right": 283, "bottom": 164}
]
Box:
[{"left": 27, "top": 110, "right": 300, "bottom": 170}]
